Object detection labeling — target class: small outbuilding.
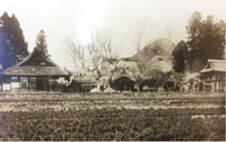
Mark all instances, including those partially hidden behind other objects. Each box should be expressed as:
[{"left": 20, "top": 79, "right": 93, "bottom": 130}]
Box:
[
  {"left": 0, "top": 49, "right": 70, "bottom": 92},
  {"left": 200, "top": 59, "right": 225, "bottom": 92}
]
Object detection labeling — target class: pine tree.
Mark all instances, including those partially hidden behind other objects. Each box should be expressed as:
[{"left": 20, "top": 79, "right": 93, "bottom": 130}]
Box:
[
  {"left": 35, "top": 29, "right": 49, "bottom": 57},
  {"left": 0, "top": 12, "right": 29, "bottom": 71}
]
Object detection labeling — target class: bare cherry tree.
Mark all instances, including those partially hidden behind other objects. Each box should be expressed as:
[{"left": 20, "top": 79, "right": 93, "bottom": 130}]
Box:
[
  {"left": 86, "top": 29, "right": 123, "bottom": 90},
  {"left": 86, "top": 29, "right": 122, "bottom": 72},
  {"left": 87, "top": 29, "right": 121, "bottom": 56}
]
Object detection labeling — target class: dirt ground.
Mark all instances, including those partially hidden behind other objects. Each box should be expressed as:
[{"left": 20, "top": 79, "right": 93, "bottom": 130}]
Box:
[{"left": 0, "top": 92, "right": 224, "bottom": 112}]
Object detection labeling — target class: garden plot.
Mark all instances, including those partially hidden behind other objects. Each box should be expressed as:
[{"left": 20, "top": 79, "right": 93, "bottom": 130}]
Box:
[{"left": 0, "top": 92, "right": 224, "bottom": 112}]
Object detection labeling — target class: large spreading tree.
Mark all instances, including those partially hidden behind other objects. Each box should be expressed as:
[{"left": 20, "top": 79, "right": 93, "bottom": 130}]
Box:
[
  {"left": 0, "top": 12, "right": 29, "bottom": 71},
  {"left": 173, "top": 11, "right": 225, "bottom": 72}
]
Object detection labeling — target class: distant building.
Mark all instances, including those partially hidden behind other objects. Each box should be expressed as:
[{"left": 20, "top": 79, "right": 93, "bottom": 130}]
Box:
[
  {"left": 200, "top": 59, "right": 225, "bottom": 92},
  {"left": 111, "top": 60, "right": 139, "bottom": 92},
  {"left": 111, "top": 70, "right": 136, "bottom": 92},
  {"left": 129, "top": 38, "right": 174, "bottom": 91},
  {"left": 0, "top": 49, "right": 70, "bottom": 92},
  {"left": 67, "top": 70, "right": 97, "bottom": 92}
]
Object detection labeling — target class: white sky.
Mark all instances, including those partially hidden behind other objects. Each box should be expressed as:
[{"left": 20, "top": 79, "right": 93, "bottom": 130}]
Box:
[{"left": 0, "top": 0, "right": 225, "bottom": 70}]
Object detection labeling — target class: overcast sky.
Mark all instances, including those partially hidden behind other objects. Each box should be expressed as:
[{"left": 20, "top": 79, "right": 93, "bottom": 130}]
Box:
[{"left": 0, "top": 0, "right": 225, "bottom": 70}]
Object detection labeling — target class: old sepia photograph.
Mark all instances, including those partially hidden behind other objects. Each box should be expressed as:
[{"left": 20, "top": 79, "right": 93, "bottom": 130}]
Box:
[{"left": 0, "top": 0, "right": 225, "bottom": 141}]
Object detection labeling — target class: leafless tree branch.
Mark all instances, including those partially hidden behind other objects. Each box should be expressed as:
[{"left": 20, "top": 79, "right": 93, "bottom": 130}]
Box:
[
  {"left": 65, "top": 36, "right": 85, "bottom": 69},
  {"left": 132, "top": 21, "right": 155, "bottom": 53}
]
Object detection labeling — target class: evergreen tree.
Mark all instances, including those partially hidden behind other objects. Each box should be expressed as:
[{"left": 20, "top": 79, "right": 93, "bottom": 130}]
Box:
[
  {"left": 186, "top": 11, "right": 225, "bottom": 71},
  {"left": 172, "top": 40, "right": 188, "bottom": 73},
  {"left": 172, "top": 11, "right": 225, "bottom": 72},
  {"left": 35, "top": 30, "right": 49, "bottom": 57},
  {"left": 0, "top": 12, "right": 29, "bottom": 71}
]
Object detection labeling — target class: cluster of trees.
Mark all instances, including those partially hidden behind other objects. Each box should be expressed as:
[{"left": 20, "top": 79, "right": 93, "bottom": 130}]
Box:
[
  {"left": 66, "top": 30, "right": 123, "bottom": 89},
  {"left": 0, "top": 12, "right": 29, "bottom": 71},
  {"left": 0, "top": 12, "right": 49, "bottom": 72},
  {"left": 0, "top": 11, "right": 224, "bottom": 91},
  {"left": 172, "top": 11, "right": 225, "bottom": 73},
  {"left": 67, "top": 11, "right": 225, "bottom": 91}
]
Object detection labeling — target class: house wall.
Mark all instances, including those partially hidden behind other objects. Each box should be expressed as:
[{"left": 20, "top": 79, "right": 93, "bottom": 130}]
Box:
[
  {"left": 3, "top": 83, "right": 11, "bottom": 92},
  {"left": 1, "top": 75, "right": 70, "bottom": 92},
  {"left": 112, "top": 77, "right": 135, "bottom": 92},
  {"left": 202, "top": 72, "right": 225, "bottom": 92}
]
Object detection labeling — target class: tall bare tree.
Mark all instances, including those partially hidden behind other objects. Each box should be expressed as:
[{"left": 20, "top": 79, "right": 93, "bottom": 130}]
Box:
[
  {"left": 65, "top": 35, "right": 85, "bottom": 69},
  {"left": 131, "top": 20, "right": 155, "bottom": 53},
  {"left": 86, "top": 29, "right": 125, "bottom": 90},
  {"left": 86, "top": 30, "right": 121, "bottom": 72},
  {"left": 165, "top": 25, "right": 180, "bottom": 44},
  {"left": 87, "top": 30, "right": 121, "bottom": 56}
]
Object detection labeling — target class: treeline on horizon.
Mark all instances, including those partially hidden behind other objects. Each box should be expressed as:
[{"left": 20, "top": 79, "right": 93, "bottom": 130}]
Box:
[{"left": 0, "top": 11, "right": 225, "bottom": 74}]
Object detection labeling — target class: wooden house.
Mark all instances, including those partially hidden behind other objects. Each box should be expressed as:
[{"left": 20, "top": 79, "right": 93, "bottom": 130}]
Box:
[
  {"left": 0, "top": 49, "right": 70, "bottom": 92},
  {"left": 200, "top": 59, "right": 225, "bottom": 92}
]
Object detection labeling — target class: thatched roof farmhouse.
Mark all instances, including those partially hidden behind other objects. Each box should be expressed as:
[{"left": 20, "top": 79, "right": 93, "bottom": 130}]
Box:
[
  {"left": 0, "top": 49, "right": 70, "bottom": 92},
  {"left": 129, "top": 38, "right": 175, "bottom": 90},
  {"left": 111, "top": 60, "right": 140, "bottom": 91}
]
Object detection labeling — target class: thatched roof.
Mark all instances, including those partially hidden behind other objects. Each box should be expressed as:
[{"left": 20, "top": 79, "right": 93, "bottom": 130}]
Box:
[
  {"left": 112, "top": 70, "right": 136, "bottom": 82},
  {"left": 16, "top": 49, "right": 58, "bottom": 66},
  {"left": 1, "top": 49, "right": 69, "bottom": 76},
  {"left": 131, "top": 38, "right": 174, "bottom": 60},
  {"left": 2, "top": 66, "right": 69, "bottom": 76},
  {"left": 143, "top": 69, "right": 171, "bottom": 87},
  {"left": 129, "top": 38, "right": 174, "bottom": 76},
  {"left": 111, "top": 60, "right": 140, "bottom": 82},
  {"left": 124, "top": 38, "right": 175, "bottom": 86},
  {"left": 200, "top": 59, "right": 226, "bottom": 74},
  {"left": 145, "top": 55, "right": 172, "bottom": 74}
]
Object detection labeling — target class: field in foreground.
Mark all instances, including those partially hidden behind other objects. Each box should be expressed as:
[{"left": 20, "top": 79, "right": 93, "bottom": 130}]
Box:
[{"left": 0, "top": 92, "right": 225, "bottom": 141}]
